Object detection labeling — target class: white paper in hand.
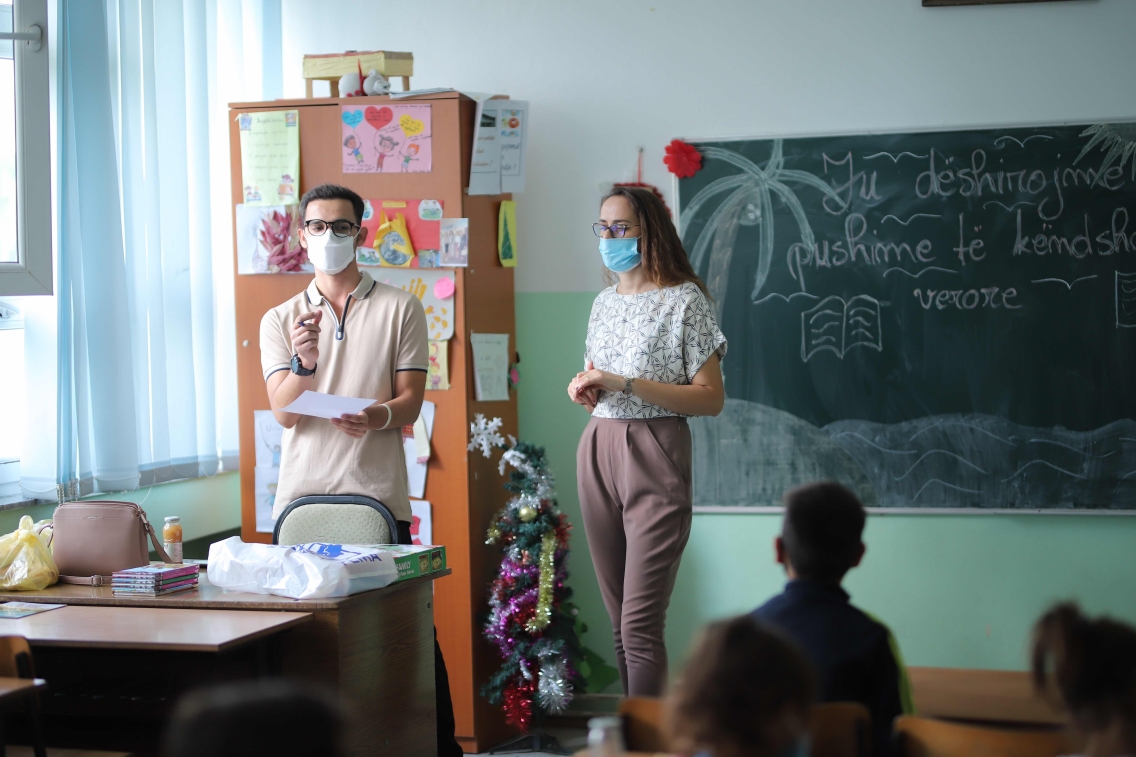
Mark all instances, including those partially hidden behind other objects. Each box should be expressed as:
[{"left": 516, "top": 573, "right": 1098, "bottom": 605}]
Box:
[{"left": 281, "top": 390, "right": 374, "bottom": 419}]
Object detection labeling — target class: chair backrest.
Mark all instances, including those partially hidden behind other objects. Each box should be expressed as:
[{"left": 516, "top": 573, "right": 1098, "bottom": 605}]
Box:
[
  {"left": 893, "top": 715, "right": 1074, "bottom": 757},
  {"left": 273, "top": 495, "right": 398, "bottom": 546},
  {"left": 0, "top": 635, "right": 36, "bottom": 679},
  {"left": 618, "top": 696, "right": 669, "bottom": 753},
  {"left": 810, "top": 702, "right": 871, "bottom": 757}
]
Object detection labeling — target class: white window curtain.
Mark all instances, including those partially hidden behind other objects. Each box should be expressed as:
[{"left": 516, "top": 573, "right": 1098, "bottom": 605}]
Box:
[{"left": 20, "top": 0, "right": 280, "bottom": 500}]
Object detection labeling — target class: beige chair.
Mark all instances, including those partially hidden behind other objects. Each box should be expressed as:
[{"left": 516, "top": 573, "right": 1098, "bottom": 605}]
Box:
[
  {"left": 617, "top": 697, "right": 872, "bottom": 757},
  {"left": 892, "top": 715, "right": 1076, "bottom": 757},
  {"left": 272, "top": 495, "right": 399, "bottom": 546}
]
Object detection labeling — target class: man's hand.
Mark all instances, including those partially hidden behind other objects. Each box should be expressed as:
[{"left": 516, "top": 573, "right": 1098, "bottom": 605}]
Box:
[
  {"left": 330, "top": 411, "right": 369, "bottom": 438},
  {"left": 291, "top": 310, "right": 322, "bottom": 369}
]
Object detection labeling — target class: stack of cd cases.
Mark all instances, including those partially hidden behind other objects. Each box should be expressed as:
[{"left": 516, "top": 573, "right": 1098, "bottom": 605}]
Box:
[{"left": 111, "top": 564, "right": 200, "bottom": 597}]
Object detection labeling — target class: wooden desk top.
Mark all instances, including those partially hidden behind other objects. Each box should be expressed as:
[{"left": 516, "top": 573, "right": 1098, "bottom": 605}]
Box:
[
  {"left": 0, "top": 676, "right": 46, "bottom": 706},
  {"left": 908, "top": 666, "right": 1067, "bottom": 726},
  {"left": 0, "top": 569, "right": 450, "bottom": 612},
  {"left": 0, "top": 605, "right": 310, "bottom": 652}
]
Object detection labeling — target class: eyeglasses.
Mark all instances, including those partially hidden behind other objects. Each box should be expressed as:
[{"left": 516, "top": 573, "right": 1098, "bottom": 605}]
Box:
[
  {"left": 304, "top": 219, "right": 360, "bottom": 238},
  {"left": 592, "top": 223, "right": 639, "bottom": 238}
]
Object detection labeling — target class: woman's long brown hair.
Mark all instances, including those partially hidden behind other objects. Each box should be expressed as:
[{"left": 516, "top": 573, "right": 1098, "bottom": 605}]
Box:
[{"left": 601, "top": 186, "right": 709, "bottom": 298}]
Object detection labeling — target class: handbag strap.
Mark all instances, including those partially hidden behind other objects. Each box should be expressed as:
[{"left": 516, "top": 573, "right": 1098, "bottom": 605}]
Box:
[{"left": 55, "top": 508, "right": 175, "bottom": 587}]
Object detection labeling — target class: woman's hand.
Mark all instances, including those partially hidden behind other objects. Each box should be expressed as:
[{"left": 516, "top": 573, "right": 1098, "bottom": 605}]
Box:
[
  {"left": 568, "top": 360, "right": 613, "bottom": 411},
  {"left": 573, "top": 361, "right": 625, "bottom": 395}
]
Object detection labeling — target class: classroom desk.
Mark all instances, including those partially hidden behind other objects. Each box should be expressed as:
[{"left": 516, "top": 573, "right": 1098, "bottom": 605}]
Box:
[
  {"left": 0, "top": 678, "right": 45, "bottom": 707},
  {"left": 908, "top": 667, "right": 1066, "bottom": 726},
  {"left": 0, "top": 570, "right": 449, "bottom": 757}
]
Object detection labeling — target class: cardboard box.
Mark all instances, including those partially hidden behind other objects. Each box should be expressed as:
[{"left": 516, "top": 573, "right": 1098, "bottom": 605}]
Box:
[{"left": 381, "top": 544, "right": 447, "bottom": 582}]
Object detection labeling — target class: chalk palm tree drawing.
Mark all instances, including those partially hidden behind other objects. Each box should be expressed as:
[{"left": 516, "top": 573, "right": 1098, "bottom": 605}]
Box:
[
  {"left": 680, "top": 140, "right": 848, "bottom": 310},
  {"left": 1075, "top": 123, "right": 1136, "bottom": 184}
]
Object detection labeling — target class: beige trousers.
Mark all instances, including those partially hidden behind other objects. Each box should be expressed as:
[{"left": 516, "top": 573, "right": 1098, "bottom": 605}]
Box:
[{"left": 576, "top": 416, "right": 693, "bottom": 696}]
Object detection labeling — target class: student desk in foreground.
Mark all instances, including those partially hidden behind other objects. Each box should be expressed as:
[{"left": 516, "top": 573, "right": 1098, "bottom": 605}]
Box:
[{"left": 0, "top": 570, "right": 450, "bottom": 757}]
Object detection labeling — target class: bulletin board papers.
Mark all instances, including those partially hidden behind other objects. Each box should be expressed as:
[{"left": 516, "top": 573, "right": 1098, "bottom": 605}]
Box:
[
  {"left": 409, "top": 500, "right": 432, "bottom": 546},
  {"left": 498, "top": 201, "right": 517, "bottom": 267},
  {"left": 372, "top": 269, "right": 455, "bottom": 341},
  {"left": 428, "top": 340, "right": 450, "bottom": 390},
  {"left": 405, "top": 400, "right": 436, "bottom": 499},
  {"left": 255, "top": 466, "right": 280, "bottom": 534},
  {"left": 440, "top": 218, "right": 469, "bottom": 267},
  {"left": 236, "top": 204, "right": 310, "bottom": 274},
  {"left": 468, "top": 100, "right": 529, "bottom": 195},
  {"left": 341, "top": 103, "right": 432, "bottom": 174},
  {"left": 237, "top": 110, "right": 300, "bottom": 205},
  {"left": 471, "top": 333, "right": 510, "bottom": 401},
  {"left": 357, "top": 199, "right": 442, "bottom": 269},
  {"left": 254, "top": 410, "right": 284, "bottom": 467}
]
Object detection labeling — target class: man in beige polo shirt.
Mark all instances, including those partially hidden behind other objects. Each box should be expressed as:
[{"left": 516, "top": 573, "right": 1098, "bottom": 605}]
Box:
[{"left": 260, "top": 184, "right": 461, "bottom": 757}]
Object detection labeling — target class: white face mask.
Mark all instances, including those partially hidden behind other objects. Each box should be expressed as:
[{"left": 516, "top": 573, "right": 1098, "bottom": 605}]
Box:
[{"left": 305, "top": 230, "right": 357, "bottom": 274}]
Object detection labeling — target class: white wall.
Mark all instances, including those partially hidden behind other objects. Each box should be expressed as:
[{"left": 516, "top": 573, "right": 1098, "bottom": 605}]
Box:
[{"left": 282, "top": 0, "right": 1136, "bottom": 294}]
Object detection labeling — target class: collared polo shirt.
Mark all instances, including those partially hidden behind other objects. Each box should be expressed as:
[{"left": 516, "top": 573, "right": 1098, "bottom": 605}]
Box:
[{"left": 259, "top": 270, "right": 429, "bottom": 522}]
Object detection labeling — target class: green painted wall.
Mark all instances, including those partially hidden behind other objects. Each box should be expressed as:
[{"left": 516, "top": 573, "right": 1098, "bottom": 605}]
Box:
[
  {"left": 1, "top": 472, "right": 241, "bottom": 545},
  {"left": 516, "top": 292, "right": 1136, "bottom": 691}
]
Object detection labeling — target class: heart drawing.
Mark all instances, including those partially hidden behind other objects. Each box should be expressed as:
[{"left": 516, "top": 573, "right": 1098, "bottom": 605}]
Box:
[
  {"left": 341, "top": 110, "right": 363, "bottom": 128},
  {"left": 365, "top": 106, "right": 393, "bottom": 130},
  {"left": 400, "top": 115, "right": 426, "bottom": 137}
]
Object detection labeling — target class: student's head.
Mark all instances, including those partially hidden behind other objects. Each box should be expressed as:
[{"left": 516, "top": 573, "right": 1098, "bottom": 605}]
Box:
[
  {"left": 162, "top": 680, "right": 346, "bottom": 757},
  {"left": 669, "top": 615, "right": 815, "bottom": 757},
  {"left": 1032, "top": 603, "right": 1136, "bottom": 746},
  {"left": 298, "top": 184, "right": 367, "bottom": 273},
  {"left": 775, "top": 481, "right": 866, "bottom": 583},
  {"left": 597, "top": 186, "right": 708, "bottom": 296}
]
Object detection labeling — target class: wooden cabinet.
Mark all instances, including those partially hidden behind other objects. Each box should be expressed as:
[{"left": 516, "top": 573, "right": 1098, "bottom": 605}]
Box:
[{"left": 228, "top": 92, "right": 514, "bottom": 751}]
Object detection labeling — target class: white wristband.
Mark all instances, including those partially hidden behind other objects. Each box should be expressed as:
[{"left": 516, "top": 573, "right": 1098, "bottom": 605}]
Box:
[{"left": 379, "top": 403, "right": 393, "bottom": 430}]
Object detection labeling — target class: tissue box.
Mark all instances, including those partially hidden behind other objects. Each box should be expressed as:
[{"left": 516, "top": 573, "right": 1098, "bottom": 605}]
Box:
[{"left": 381, "top": 544, "right": 447, "bottom": 581}]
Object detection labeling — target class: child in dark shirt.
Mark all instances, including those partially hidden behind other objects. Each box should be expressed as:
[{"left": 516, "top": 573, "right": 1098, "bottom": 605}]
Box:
[{"left": 752, "top": 481, "right": 912, "bottom": 756}]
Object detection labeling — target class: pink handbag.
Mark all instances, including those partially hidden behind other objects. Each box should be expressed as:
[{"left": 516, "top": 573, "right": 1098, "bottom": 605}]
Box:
[{"left": 52, "top": 501, "right": 173, "bottom": 586}]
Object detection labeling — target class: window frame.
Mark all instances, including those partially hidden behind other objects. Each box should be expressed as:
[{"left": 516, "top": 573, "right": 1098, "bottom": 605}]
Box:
[{"left": 0, "top": 0, "right": 50, "bottom": 296}]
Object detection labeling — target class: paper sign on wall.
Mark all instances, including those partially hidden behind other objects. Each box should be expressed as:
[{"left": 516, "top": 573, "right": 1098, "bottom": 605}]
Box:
[
  {"left": 236, "top": 204, "right": 310, "bottom": 274},
  {"left": 372, "top": 269, "right": 455, "bottom": 341},
  {"left": 341, "top": 104, "right": 432, "bottom": 174},
  {"left": 404, "top": 400, "right": 435, "bottom": 498},
  {"left": 410, "top": 500, "right": 432, "bottom": 546},
  {"left": 440, "top": 218, "right": 469, "bottom": 267},
  {"left": 498, "top": 200, "right": 517, "bottom": 268},
  {"left": 357, "top": 199, "right": 442, "bottom": 269},
  {"left": 428, "top": 340, "right": 450, "bottom": 391},
  {"left": 471, "top": 333, "right": 510, "bottom": 401},
  {"left": 254, "top": 410, "right": 285, "bottom": 467},
  {"left": 468, "top": 100, "right": 529, "bottom": 195},
  {"left": 255, "top": 466, "right": 280, "bottom": 534},
  {"left": 238, "top": 110, "right": 300, "bottom": 205}
]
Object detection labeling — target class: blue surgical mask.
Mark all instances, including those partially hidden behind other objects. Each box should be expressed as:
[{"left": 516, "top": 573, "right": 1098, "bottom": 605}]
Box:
[{"left": 598, "top": 236, "right": 642, "bottom": 273}]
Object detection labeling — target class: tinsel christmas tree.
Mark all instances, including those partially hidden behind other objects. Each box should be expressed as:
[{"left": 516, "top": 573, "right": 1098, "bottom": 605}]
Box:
[{"left": 469, "top": 414, "right": 583, "bottom": 733}]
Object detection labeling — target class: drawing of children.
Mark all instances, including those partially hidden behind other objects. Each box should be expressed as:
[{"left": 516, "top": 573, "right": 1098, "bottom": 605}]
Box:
[
  {"left": 343, "top": 134, "right": 363, "bottom": 166},
  {"left": 244, "top": 185, "right": 261, "bottom": 203},
  {"left": 277, "top": 174, "right": 295, "bottom": 199},
  {"left": 264, "top": 481, "right": 277, "bottom": 511},
  {"left": 375, "top": 134, "right": 399, "bottom": 172},
  {"left": 400, "top": 143, "right": 420, "bottom": 172}
]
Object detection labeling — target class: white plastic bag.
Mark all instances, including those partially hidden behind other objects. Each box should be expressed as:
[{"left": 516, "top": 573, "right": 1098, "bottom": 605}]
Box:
[{"left": 206, "top": 537, "right": 398, "bottom": 599}]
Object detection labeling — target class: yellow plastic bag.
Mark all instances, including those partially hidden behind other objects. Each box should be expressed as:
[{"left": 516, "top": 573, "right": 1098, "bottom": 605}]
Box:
[{"left": 0, "top": 516, "right": 59, "bottom": 590}]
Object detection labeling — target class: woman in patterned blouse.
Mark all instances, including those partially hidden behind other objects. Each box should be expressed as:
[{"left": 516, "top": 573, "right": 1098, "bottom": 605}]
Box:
[{"left": 567, "top": 186, "right": 728, "bottom": 696}]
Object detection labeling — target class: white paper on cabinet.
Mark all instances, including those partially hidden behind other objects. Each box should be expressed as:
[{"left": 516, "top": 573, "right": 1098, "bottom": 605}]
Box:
[{"left": 471, "top": 333, "right": 510, "bottom": 401}]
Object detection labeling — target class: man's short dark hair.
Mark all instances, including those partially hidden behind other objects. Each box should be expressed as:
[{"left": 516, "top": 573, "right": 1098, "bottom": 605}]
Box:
[
  {"left": 299, "top": 183, "right": 365, "bottom": 224},
  {"left": 781, "top": 481, "right": 866, "bottom": 582}
]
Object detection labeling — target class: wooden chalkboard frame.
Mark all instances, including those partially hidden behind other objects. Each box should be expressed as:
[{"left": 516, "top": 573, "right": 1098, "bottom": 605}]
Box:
[{"left": 675, "top": 118, "right": 1136, "bottom": 516}]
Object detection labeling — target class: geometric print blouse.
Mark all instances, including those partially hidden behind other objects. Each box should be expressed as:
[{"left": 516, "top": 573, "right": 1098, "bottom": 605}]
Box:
[{"left": 584, "top": 281, "right": 728, "bottom": 419}]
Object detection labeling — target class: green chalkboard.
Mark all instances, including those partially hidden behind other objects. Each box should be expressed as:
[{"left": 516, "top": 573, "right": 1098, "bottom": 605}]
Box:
[{"left": 677, "top": 123, "right": 1136, "bottom": 510}]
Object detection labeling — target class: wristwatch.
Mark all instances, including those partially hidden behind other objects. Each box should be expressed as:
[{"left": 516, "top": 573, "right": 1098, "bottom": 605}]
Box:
[
  {"left": 291, "top": 353, "right": 316, "bottom": 376},
  {"left": 622, "top": 376, "right": 634, "bottom": 395}
]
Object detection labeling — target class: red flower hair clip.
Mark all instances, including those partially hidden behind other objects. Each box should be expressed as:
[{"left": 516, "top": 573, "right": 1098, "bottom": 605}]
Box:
[{"left": 664, "top": 139, "right": 702, "bottom": 178}]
